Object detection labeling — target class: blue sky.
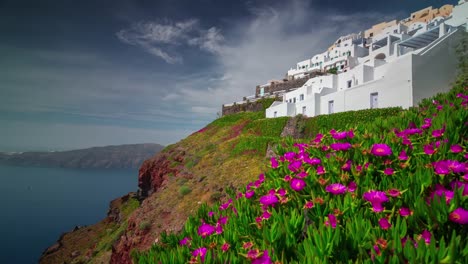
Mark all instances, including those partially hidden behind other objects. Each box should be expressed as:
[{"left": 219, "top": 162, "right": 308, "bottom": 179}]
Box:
[{"left": 0, "top": 0, "right": 458, "bottom": 151}]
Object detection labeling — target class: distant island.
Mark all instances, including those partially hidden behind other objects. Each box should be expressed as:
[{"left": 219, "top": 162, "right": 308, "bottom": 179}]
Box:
[{"left": 0, "top": 143, "right": 164, "bottom": 169}]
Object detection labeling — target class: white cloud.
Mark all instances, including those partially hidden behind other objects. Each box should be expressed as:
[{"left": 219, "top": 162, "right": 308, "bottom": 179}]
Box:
[{"left": 117, "top": 19, "right": 224, "bottom": 63}]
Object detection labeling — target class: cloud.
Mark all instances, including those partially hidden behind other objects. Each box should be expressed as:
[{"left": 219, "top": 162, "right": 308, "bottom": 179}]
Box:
[
  {"left": 117, "top": 19, "right": 224, "bottom": 63},
  {"left": 159, "top": 0, "right": 402, "bottom": 114}
]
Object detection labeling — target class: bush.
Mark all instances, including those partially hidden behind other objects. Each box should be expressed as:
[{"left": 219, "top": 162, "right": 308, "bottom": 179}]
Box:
[
  {"left": 179, "top": 185, "right": 192, "bottom": 196},
  {"left": 139, "top": 221, "right": 151, "bottom": 231}
]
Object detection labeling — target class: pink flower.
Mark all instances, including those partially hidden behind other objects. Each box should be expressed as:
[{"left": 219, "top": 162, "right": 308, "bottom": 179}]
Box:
[
  {"left": 303, "top": 201, "right": 314, "bottom": 209},
  {"left": 363, "top": 190, "right": 389, "bottom": 212},
  {"left": 398, "top": 150, "right": 408, "bottom": 161},
  {"left": 218, "top": 215, "right": 228, "bottom": 225},
  {"left": 341, "top": 160, "right": 352, "bottom": 171},
  {"left": 325, "top": 183, "right": 347, "bottom": 195},
  {"left": 252, "top": 250, "right": 273, "bottom": 264},
  {"left": 384, "top": 168, "right": 394, "bottom": 175},
  {"left": 283, "top": 175, "right": 292, "bottom": 182},
  {"left": 219, "top": 199, "right": 233, "bottom": 210},
  {"left": 421, "top": 230, "right": 431, "bottom": 244},
  {"left": 451, "top": 144, "right": 463, "bottom": 153},
  {"left": 288, "top": 160, "right": 302, "bottom": 172},
  {"left": 215, "top": 224, "right": 223, "bottom": 234},
  {"left": 378, "top": 218, "right": 391, "bottom": 230},
  {"left": 317, "top": 166, "right": 326, "bottom": 175},
  {"left": 245, "top": 190, "right": 255, "bottom": 199},
  {"left": 198, "top": 223, "right": 215, "bottom": 238},
  {"left": 432, "top": 129, "right": 444, "bottom": 138},
  {"left": 247, "top": 249, "right": 260, "bottom": 260},
  {"left": 192, "top": 247, "right": 207, "bottom": 262},
  {"left": 305, "top": 157, "right": 321, "bottom": 165},
  {"left": 399, "top": 207, "right": 412, "bottom": 217},
  {"left": 259, "top": 193, "right": 279, "bottom": 206},
  {"left": 387, "top": 188, "right": 401, "bottom": 197},
  {"left": 371, "top": 144, "right": 393, "bottom": 156},
  {"left": 330, "top": 142, "right": 352, "bottom": 151},
  {"left": 179, "top": 237, "right": 191, "bottom": 246},
  {"left": 290, "top": 178, "right": 306, "bottom": 191},
  {"left": 449, "top": 207, "right": 468, "bottom": 224},
  {"left": 262, "top": 211, "right": 272, "bottom": 220},
  {"left": 243, "top": 241, "right": 253, "bottom": 249},
  {"left": 221, "top": 243, "right": 230, "bottom": 252},
  {"left": 331, "top": 131, "right": 348, "bottom": 140},
  {"left": 297, "top": 171, "right": 308, "bottom": 178},
  {"left": 423, "top": 144, "right": 435, "bottom": 155},
  {"left": 270, "top": 157, "right": 278, "bottom": 168},
  {"left": 325, "top": 214, "right": 337, "bottom": 228},
  {"left": 347, "top": 181, "right": 357, "bottom": 192},
  {"left": 277, "top": 188, "right": 287, "bottom": 197}
]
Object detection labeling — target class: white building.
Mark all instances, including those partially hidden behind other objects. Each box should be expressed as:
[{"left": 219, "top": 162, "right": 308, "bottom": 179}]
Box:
[{"left": 266, "top": 1, "right": 468, "bottom": 118}]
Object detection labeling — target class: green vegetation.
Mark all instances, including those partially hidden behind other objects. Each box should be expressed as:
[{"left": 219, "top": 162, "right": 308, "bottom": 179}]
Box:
[
  {"left": 179, "top": 185, "right": 192, "bottom": 196},
  {"left": 134, "top": 77, "right": 468, "bottom": 263}
]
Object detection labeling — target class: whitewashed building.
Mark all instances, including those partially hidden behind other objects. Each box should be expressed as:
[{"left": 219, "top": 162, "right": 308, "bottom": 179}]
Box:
[{"left": 266, "top": 1, "right": 468, "bottom": 118}]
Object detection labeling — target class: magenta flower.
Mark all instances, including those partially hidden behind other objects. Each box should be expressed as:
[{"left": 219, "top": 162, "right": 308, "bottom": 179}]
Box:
[
  {"left": 387, "top": 188, "right": 401, "bottom": 197},
  {"left": 283, "top": 175, "right": 292, "bottom": 182},
  {"left": 297, "top": 171, "right": 308, "bottom": 178},
  {"left": 325, "top": 183, "right": 347, "bottom": 195},
  {"left": 348, "top": 130, "right": 355, "bottom": 138},
  {"left": 288, "top": 160, "right": 302, "bottom": 172},
  {"left": 398, "top": 150, "right": 408, "bottom": 161},
  {"left": 330, "top": 142, "right": 352, "bottom": 151},
  {"left": 424, "top": 144, "right": 435, "bottom": 155},
  {"left": 179, "top": 237, "right": 191, "bottom": 246},
  {"left": 331, "top": 131, "right": 348, "bottom": 140},
  {"left": 215, "top": 224, "right": 223, "bottom": 234},
  {"left": 303, "top": 201, "right": 314, "bottom": 209},
  {"left": 371, "top": 144, "right": 392, "bottom": 156},
  {"left": 449, "top": 207, "right": 468, "bottom": 224},
  {"left": 219, "top": 199, "right": 233, "bottom": 210},
  {"left": 221, "top": 243, "right": 230, "bottom": 252},
  {"left": 270, "top": 157, "right": 278, "bottom": 168},
  {"left": 192, "top": 247, "right": 207, "bottom": 262},
  {"left": 432, "top": 129, "right": 444, "bottom": 138},
  {"left": 305, "top": 157, "right": 321, "bottom": 165},
  {"left": 247, "top": 249, "right": 260, "bottom": 260},
  {"left": 341, "top": 160, "right": 352, "bottom": 171},
  {"left": 451, "top": 144, "right": 463, "bottom": 153},
  {"left": 262, "top": 211, "right": 272, "bottom": 220},
  {"left": 348, "top": 181, "right": 357, "bottom": 192},
  {"left": 252, "top": 250, "right": 273, "bottom": 264},
  {"left": 317, "top": 166, "right": 326, "bottom": 175},
  {"left": 218, "top": 215, "right": 228, "bottom": 225},
  {"left": 383, "top": 168, "right": 394, "bottom": 175},
  {"left": 421, "top": 230, "right": 431, "bottom": 244},
  {"left": 245, "top": 190, "right": 255, "bottom": 199},
  {"left": 284, "top": 152, "right": 296, "bottom": 162},
  {"left": 198, "top": 223, "right": 215, "bottom": 238},
  {"left": 378, "top": 218, "right": 391, "bottom": 230},
  {"left": 402, "top": 137, "right": 412, "bottom": 146},
  {"left": 363, "top": 190, "right": 389, "bottom": 212},
  {"left": 290, "top": 178, "right": 306, "bottom": 191},
  {"left": 325, "top": 214, "right": 337, "bottom": 228},
  {"left": 277, "top": 188, "right": 287, "bottom": 197},
  {"left": 399, "top": 207, "right": 412, "bottom": 217},
  {"left": 259, "top": 193, "right": 279, "bottom": 207}
]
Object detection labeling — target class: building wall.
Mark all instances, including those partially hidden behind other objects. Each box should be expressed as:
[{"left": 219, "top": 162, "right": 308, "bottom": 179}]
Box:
[
  {"left": 266, "top": 102, "right": 296, "bottom": 118},
  {"left": 412, "top": 29, "right": 461, "bottom": 105}
]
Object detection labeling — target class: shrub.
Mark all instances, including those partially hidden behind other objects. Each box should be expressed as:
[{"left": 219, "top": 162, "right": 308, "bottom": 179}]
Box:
[{"left": 179, "top": 185, "right": 192, "bottom": 196}]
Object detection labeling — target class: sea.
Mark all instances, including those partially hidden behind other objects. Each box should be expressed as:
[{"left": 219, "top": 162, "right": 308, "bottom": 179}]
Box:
[{"left": 0, "top": 164, "right": 137, "bottom": 264}]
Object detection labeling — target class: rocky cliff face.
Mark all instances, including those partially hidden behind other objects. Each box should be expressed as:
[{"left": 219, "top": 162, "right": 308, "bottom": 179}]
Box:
[{"left": 41, "top": 112, "right": 280, "bottom": 264}]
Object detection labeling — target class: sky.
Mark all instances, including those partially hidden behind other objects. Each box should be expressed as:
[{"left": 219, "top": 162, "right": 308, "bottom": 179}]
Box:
[{"left": 0, "top": 0, "right": 459, "bottom": 151}]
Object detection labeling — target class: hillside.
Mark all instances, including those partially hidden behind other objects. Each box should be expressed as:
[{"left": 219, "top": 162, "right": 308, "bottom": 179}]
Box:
[
  {"left": 0, "top": 143, "right": 164, "bottom": 169},
  {"left": 37, "top": 85, "right": 459, "bottom": 263}
]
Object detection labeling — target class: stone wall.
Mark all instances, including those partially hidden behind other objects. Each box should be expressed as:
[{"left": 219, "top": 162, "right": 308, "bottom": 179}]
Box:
[
  {"left": 222, "top": 98, "right": 281, "bottom": 116},
  {"left": 255, "top": 71, "right": 326, "bottom": 97}
]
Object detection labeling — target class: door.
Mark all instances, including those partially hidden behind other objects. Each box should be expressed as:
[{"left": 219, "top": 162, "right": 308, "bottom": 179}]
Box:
[
  {"left": 328, "top": 100, "right": 334, "bottom": 114},
  {"left": 370, "top": 93, "right": 378, "bottom": 109}
]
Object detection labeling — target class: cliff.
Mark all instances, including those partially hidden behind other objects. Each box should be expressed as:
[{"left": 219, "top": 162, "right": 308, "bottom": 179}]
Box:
[
  {"left": 0, "top": 143, "right": 164, "bottom": 169},
  {"left": 39, "top": 106, "right": 409, "bottom": 263}
]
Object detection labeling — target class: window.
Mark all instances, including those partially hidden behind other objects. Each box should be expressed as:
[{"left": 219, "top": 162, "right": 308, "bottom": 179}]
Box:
[
  {"left": 347, "top": 80, "right": 352, "bottom": 88},
  {"left": 302, "top": 106, "right": 306, "bottom": 115},
  {"left": 328, "top": 100, "right": 334, "bottom": 114},
  {"left": 370, "top": 92, "right": 378, "bottom": 109},
  {"left": 293, "top": 97, "right": 296, "bottom": 103},
  {"left": 394, "top": 29, "right": 398, "bottom": 33},
  {"left": 300, "top": 94, "right": 304, "bottom": 101},
  {"left": 370, "top": 32, "right": 374, "bottom": 37},
  {"left": 260, "top": 87, "right": 264, "bottom": 96},
  {"left": 274, "top": 111, "right": 277, "bottom": 118}
]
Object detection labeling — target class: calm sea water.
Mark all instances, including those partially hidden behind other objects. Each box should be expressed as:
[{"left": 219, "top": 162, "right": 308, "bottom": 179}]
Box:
[{"left": 0, "top": 165, "right": 137, "bottom": 264}]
